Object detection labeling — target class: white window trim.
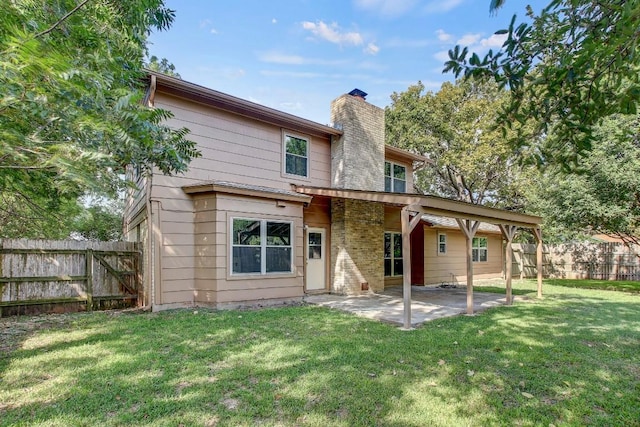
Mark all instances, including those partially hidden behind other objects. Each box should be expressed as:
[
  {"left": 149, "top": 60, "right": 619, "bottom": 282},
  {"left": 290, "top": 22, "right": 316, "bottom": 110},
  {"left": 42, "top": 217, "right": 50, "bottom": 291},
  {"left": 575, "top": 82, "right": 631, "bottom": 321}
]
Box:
[
  {"left": 438, "top": 232, "right": 447, "bottom": 255},
  {"left": 384, "top": 161, "right": 407, "bottom": 193},
  {"left": 230, "top": 217, "right": 294, "bottom": 276},
  {"left": 472, "top": 237, "right": 488, "bottom": 263},
  {"left": 282, "top": 130, "right": 311, "bottom": 181},
  {"left": 384, "top": 231, "right": 403, "bottom": 277}
]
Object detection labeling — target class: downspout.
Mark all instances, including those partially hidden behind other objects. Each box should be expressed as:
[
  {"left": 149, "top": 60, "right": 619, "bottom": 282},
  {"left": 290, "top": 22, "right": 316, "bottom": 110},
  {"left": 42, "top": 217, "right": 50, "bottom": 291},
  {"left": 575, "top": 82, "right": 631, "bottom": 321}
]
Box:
[
  {"left": 145, "top": 74, "right": 157, "bottom": 309},
  {"left": 146, "top": 172, "right": 155, "bottom": 309}
]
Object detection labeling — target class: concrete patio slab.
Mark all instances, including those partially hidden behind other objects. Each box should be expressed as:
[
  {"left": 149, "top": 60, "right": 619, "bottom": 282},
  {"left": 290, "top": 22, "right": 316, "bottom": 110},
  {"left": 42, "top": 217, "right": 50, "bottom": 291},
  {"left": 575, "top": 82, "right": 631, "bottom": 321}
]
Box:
[{"left": 304, "top": 285, "right": 522, "bottom": 327}]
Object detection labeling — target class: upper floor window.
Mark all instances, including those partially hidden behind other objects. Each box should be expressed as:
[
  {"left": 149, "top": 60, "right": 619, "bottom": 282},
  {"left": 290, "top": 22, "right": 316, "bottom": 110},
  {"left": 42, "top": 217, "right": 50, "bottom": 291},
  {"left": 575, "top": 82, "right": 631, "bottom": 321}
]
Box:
[
  {"left": 472, "top": 237, "right": 488, "bottom": 262},
  {"left": 231, "top": 218, "right": 293, "bottom": 275},
  {"left": 284, "top": 133, "right": 309, "bottom": 178},
  {"left": 385, "top": 161, "right": 406, "bottom": 192}
]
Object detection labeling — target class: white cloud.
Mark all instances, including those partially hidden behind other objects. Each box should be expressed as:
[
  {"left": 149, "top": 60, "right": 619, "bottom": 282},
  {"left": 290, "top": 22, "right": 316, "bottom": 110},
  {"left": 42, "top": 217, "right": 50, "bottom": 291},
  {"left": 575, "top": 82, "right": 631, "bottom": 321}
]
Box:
[
  {"left": 436, "top": 29, "right": 452, "bottom": 42},
  {"left": 434, "top": 50, "right": 451, "bottom": 62},
  {"left": 258, "top": 51, "right": 348, "bottom": 66},
  {"left": 259, "top": 52, "right": 305, "bottom": 65},
  {"left": 272, "top": 18, "right": 277, "bottom": 24},
  {"left": 353, "top": 0, "right": 418, "bottom": 17},
  {"left": 385, "top": 37, "right": 432, "bottom": 48},
  {"left": 260, "top": 70, "right": 324, "bottom": 79},
  {"left": 364, "top": 42, "right": 380, "bottom": 55},
  {"left": 200, "top": 19, "right": 218, "bottom": 34},
  {"left": 301, "top": 21, "right": 364, "bottom": 46},
  {"left": 480, "top": 33, "right": 507, "bottom": 48},
  {"left": 424, "top": 0, "right": 464, "bottom": 13},
  {"left": 457, "top": 33, "right": 482, "bottom": 45}
]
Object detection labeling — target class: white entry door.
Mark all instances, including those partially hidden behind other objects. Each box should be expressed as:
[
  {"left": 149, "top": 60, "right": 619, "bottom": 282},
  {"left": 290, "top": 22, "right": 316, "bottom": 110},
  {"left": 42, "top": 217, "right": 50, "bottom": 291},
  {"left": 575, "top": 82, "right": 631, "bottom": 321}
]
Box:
[{"left": 306, "top": 228, "right": 326, "bottom": 291}]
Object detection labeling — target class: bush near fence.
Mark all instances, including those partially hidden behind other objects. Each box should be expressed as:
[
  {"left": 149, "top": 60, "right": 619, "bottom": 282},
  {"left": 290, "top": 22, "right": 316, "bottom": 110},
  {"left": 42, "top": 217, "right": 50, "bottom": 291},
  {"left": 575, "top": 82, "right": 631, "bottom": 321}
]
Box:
[
  {"left": 0, "top": 239, "right": 141, "bottom": 317},
  {"left": 511, "top": 242, "right": 640, "bottom": 281}
]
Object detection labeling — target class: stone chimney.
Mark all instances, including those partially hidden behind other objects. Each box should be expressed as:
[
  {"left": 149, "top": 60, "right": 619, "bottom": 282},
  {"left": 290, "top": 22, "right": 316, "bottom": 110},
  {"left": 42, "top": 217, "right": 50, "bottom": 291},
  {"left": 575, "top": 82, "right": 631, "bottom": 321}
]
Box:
[
  {"left": 330, "top": 89, "right": 385, "bottom": 191},
  {"left": 329, "top": 89, "right": 385, "bottom": 295}
]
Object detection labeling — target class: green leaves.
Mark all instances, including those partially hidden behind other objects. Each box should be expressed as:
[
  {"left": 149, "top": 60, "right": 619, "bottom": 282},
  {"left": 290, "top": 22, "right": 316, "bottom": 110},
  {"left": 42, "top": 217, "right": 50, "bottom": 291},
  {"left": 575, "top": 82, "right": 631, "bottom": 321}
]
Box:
[
  {"left": 445, "top": 0, "right": 640, "bottom": 168},
  {"left": 385, "top": 79, "right": 534, "bottom": 209},
  {"left": 0, "top": 0, "right": 199, "bottom": 238}
]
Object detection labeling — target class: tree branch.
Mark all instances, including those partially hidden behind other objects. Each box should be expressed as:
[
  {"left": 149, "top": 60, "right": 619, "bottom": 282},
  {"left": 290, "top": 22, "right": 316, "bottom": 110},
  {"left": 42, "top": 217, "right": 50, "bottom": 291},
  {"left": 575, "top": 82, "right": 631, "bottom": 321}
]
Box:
[
  {"left": 0, "top": 165, "right": 56, "bottom": 170},
  {"left": 34, "top": 0, "right": 91, "bottom": 38}
]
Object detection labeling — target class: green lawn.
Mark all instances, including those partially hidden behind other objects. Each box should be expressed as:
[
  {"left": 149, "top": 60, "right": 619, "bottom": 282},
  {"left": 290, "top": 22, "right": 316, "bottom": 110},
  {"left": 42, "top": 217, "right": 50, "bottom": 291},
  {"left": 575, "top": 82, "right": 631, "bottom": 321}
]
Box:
[{"left": 1, "top": 280, "right": 638, "bottom": 426}]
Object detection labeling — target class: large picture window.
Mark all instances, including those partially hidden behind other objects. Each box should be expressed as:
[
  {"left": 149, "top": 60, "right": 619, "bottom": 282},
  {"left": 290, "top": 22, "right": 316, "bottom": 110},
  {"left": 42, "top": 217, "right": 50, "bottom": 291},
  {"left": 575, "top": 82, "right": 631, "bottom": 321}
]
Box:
[
  {"left": 384, "top": 161, "right": 406, "bottom": 193},
  {"left": 284, "top": 134, "right": 309, "bottom": 177},
  {"left": 384, "top": 232, "right": 403, "bottom": 277},
  {"left": 232, "top": 218, "right": 293, "bottom": 274},
  {"left": 472, "top": 237, "right": 488, "bottom": 262}
]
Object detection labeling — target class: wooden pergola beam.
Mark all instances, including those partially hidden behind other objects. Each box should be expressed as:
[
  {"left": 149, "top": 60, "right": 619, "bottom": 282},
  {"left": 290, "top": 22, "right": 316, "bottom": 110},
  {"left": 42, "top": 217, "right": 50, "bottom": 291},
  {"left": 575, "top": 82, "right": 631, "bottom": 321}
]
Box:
[
  {"left": 532, "top": 227, "right": 543, "bottom": 298},
  {"left": 292, "top": 185, "right": 545, "bottom": 327},
  {"left": 499, "top": 224, "right": 518, "bottom": 305},
  {"left": 455, "top": 218, "right": 480, "bottom": 315}
]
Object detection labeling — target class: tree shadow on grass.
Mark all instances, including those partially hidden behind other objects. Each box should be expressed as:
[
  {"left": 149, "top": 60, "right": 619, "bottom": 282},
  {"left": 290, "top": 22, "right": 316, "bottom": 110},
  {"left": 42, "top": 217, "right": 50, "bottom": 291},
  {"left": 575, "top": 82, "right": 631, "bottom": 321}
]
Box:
[{"left": 0, "top": 296, "right": 638, "bottom": 426}]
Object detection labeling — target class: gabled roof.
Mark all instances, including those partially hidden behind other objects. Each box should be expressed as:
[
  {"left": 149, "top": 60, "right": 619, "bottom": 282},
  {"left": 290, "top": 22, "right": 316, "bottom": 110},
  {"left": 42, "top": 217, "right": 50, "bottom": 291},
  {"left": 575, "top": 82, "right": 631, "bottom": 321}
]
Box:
[{"left": 146, "top": 71, "right": 343, "bottom": 140}]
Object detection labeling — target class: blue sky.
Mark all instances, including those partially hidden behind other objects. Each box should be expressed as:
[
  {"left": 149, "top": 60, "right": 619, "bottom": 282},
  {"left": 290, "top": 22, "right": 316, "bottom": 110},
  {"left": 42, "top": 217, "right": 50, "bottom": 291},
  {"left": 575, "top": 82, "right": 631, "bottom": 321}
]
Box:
[{"left": 148, "top": 0, "right": 547, "bottom": 125}]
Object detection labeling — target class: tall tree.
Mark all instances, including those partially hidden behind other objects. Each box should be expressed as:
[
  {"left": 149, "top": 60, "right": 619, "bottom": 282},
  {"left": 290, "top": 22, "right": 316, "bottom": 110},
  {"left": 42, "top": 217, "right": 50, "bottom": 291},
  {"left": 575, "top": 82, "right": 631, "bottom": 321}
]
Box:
[
  {"left": 146, "top": 55, "right": 181, "bottom": 78},
  {"left": 0, "top": 0, "right": 200, "bottom": 238},
  {"left": 445, "top": 0, "right": 640, "bottom": 166},
  {"left": 386, "top": 79, "right": 535, "bottom": 208},
  {"left": 528, "top": 114, "right": 640, "bottom": 245}
]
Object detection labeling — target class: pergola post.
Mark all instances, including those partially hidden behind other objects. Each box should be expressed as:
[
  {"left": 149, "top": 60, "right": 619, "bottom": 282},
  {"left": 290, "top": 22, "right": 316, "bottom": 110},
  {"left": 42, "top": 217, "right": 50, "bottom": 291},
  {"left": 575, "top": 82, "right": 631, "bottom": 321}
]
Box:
[
  {"left": 533, "top": 227, "right": 543, "bottom": 298},
  {"left": 455, "top": 219, "right": 480, "bottom": 315},
  {"left": 499, "top": 225, "right": 518, "bottom": 305},
  {"left": 400, "top": 207, "right": 424, "bottom": 330},
  {"left": 401, "top": 208, "right": 412, "bottom": 329}
]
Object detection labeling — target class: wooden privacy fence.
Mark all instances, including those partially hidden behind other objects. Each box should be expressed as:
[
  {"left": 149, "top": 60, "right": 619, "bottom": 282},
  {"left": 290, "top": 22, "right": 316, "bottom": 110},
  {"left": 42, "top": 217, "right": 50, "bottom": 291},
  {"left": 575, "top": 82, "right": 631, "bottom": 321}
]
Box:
[
  {"left": 0, "top": 239, "right": 141, "bottom": 317},
  {"left": 511, "top": 242, "right": 640, "bottom": 281}
]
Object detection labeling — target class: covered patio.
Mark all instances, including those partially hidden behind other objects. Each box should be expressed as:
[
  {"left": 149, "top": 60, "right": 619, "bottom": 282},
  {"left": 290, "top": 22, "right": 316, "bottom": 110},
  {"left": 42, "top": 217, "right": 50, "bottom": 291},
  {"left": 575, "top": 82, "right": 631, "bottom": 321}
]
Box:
[
  {"left": 305, "top": 285, "right": 524, "bottom": 327},
  {"left": 294, "top": 186, "right": 544, "bottom": 330}
]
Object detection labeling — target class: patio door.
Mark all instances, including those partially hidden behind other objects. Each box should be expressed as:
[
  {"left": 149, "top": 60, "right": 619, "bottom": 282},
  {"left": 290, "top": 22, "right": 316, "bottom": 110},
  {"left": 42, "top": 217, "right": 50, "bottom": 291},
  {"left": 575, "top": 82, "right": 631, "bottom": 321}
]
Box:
[{"left": 306, "top": 228, "right": 326, "bottom": 291}]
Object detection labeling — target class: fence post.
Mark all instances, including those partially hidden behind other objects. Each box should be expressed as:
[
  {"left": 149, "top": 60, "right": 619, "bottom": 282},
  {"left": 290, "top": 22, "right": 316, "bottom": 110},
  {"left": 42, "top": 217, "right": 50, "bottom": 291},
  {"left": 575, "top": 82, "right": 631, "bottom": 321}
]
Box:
[{"left": 86, "top": 249, "right": 93, "bottom": 311}]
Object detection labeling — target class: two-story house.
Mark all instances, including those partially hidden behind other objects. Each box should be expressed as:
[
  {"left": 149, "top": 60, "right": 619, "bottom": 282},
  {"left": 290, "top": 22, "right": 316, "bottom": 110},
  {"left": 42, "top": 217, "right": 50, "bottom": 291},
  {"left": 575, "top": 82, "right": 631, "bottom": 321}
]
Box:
[{"left": 124, "top": 71, "right": 543, "bottom": 317}]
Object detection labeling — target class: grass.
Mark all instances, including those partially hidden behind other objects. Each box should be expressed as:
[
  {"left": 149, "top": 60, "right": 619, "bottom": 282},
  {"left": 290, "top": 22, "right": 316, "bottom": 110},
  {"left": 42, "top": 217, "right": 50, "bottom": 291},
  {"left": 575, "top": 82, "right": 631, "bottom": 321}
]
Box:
[
  {"left": 474, "top": 278, "right": 640, "bottom": 296},
  {"left": 0, "top": 280, "right": 638, "bottom": 426},
  {"left": 545, "top": 278, "right": 640, "bottom": 293}
]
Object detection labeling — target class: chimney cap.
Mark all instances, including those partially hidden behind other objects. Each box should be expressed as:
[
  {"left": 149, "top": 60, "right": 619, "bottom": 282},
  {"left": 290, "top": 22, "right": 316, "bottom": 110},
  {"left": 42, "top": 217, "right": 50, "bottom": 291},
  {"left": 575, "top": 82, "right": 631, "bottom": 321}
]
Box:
[{"left": 348, "top": 88, "right": 368, "bottom": 99}]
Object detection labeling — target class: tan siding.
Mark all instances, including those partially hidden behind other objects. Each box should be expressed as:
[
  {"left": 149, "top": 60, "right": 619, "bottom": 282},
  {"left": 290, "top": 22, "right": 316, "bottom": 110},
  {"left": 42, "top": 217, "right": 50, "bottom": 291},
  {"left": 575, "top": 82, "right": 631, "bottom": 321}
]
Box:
[
  {"left": 151, "top": 190, "right": 195, "bottom": 305},
  {"left": 191, "top": 193, "right": 305, "bottom": 304},
  {"left": 303, "top": 196, "right": 331, "bottom": 226},
  {"left": 216, "top": 286, "right": 303, "bottom": 304},
  {"left": 154, "top": 93, "right": 331, "bottom": 190},
  {"left": 123, "top": 168, "right": 148, "bottom": 227},
  {"left": 162, "top": 257, "right": 195, "bottom": 269},
  {"left": 161, "top": 290, "right": 194, "bottom": 304},
  {"left": 424, "top": 228, "right": 503, "bottom": 284}
]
